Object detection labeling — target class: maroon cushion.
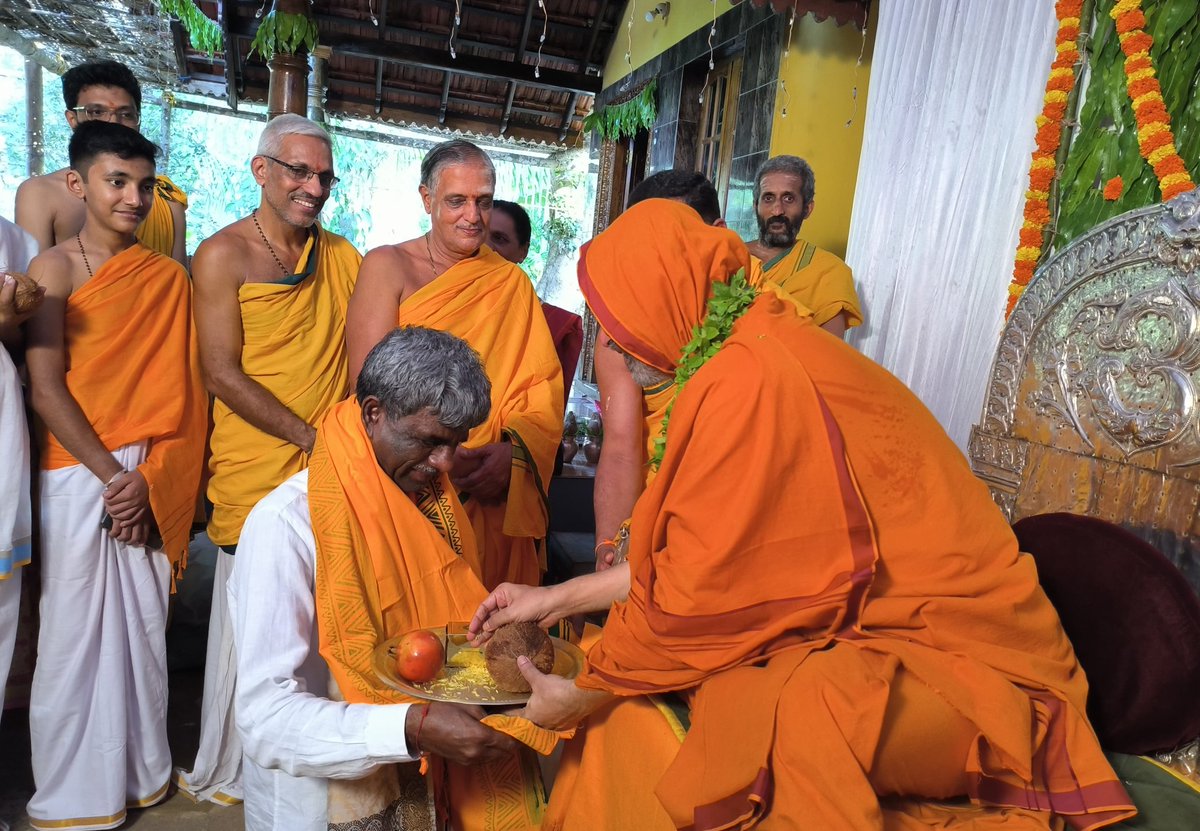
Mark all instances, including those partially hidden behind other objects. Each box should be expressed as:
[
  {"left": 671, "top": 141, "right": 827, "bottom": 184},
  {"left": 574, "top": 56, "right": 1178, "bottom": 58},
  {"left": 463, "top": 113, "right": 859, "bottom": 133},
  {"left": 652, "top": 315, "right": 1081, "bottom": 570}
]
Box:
[{"left": 1013, "top": 513, "right": 1200, "bottom": 755}]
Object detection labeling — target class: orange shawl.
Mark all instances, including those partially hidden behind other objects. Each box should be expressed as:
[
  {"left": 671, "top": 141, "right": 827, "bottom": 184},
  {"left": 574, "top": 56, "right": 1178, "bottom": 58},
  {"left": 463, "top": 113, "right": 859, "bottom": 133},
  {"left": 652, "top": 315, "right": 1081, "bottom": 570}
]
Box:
[
  {"left": 41, "top": 243, "right": 205, "bottom": 569},
  {"left": 574, "top": 200, "right": 1132, "bottom": 830},
  {"left": 134, "top": 175, "right": 187, "bottom": 258},
  {"left": 309, "top": 398, "right": 545, "bottom": 830},
  {"left": 398, "top": 246, "right": 562, "bottom": 589}
]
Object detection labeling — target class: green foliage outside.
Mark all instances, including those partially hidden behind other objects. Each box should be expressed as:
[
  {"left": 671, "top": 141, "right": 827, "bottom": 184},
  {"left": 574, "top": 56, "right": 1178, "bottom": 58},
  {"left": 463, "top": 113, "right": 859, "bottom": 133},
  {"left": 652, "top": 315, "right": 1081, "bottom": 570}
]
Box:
[{"left": 1056, "top": 0, "right": 1200, "bottom": 247}]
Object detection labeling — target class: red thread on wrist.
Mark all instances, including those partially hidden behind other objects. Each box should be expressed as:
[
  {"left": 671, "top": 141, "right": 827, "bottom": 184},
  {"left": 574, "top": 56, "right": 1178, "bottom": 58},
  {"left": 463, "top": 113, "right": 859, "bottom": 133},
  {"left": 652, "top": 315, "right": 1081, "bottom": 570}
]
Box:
[{"left": 413, "top": 703, "right": 430, "bottom": 756}]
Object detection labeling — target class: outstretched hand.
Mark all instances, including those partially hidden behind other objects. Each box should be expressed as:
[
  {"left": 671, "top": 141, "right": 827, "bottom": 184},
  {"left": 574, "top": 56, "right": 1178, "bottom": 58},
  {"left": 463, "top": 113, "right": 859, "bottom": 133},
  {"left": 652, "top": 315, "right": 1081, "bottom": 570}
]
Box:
[
  {"left": 513, "top": 657, "right": 612, "bottom": 732},
  {"left": 468, "top": 582, "right": 564, "bottom": 646},
  {"left": 408, "top": 702, "right": 518, "bottom": 766}
]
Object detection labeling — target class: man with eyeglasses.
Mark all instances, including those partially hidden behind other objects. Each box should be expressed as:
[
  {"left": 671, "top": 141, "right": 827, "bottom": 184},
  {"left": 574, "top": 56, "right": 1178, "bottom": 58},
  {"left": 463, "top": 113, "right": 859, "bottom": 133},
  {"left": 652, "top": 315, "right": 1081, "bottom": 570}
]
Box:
[
  {"left": 15, "top": 60, "right": 188, "bottom": 266},
  {"left": 745, "top": 155, "right": 861, "bottom": 338},
  {"left": 175, "top": 113, "right": 361, "bottom": 807}
]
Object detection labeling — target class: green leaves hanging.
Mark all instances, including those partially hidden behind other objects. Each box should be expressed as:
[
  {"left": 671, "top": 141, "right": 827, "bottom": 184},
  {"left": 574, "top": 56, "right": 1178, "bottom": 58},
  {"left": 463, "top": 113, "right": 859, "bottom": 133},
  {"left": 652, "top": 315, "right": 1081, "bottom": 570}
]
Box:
[
  {"left": 157, "top": 0, "right": 223, "bottom": 56},
  {"left": 249, "top": 11, "right": 320, "bottom": 60},
  {"left": 582, "top": 80, "right": 657, "bottom": 141}
]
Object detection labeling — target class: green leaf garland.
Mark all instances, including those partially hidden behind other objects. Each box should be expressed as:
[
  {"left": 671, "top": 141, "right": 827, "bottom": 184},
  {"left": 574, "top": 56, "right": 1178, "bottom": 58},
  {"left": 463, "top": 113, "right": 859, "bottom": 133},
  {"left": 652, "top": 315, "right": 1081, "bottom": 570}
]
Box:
[
  {"left": 582, "top": 80, "right": 657, "bottom": 141},
  {"left": 649, "top": 267, "right": 758, "bottom": 472},
  {"left": 250, "top": 11, "right": 320, "bottom": 60},
  {"left": 157, "top": 0, "right": 223, "bottom": 56}
]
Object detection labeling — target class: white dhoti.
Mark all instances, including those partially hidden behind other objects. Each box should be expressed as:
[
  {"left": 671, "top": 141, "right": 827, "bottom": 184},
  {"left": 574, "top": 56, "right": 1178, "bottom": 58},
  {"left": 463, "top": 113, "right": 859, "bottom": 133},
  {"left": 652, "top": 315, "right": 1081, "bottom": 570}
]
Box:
[
  {"left": 0, "top": 347, "right": 32, "bottom": 720},
  {"left": 27, "top": 442, "right": 173, "bottom": 831},
  {"left": 175, "top": 547, "right": 243, "bottom": 804}
]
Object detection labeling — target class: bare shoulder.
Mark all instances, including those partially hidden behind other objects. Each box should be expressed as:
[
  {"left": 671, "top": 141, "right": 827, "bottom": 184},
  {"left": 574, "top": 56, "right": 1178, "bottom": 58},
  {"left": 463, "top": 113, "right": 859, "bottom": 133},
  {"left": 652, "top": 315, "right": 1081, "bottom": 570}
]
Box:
[
  {"left": 359, "top": 242, "right": 414, "bottom": 284},
  {"left": 27, "top": 245, "right": 76, "bottom": 296},
  {"left": 192, "top": 221, "right": 252, "bottom": 284}
]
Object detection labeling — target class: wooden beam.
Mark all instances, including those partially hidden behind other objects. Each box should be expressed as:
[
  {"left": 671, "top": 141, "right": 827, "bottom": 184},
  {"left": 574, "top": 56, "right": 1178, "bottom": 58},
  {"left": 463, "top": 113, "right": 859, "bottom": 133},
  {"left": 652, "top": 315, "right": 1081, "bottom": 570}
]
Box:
[
  {"left": 374, "top": 0, "right": 389, "bottom": 114},
  {"left": 318, "top": 33, "right": 602, "bottom": 96},
  {"left": 220, "top": 0, "right": 238, "bottom": 110},
  {"left": 500, "top": 0, "right": 537, "bottom": 134},
  {"left": 170, "top": 20, "right": 191, "bottom": 80},
  {"left": 557, "top": 92, "right": 579, "bottom": 141},
  {"left": 438, "top": 71, "right": 452, "bottom": 124},
  {"left": 582, "top": 0, "right": 610, "bottom": 71},
  {"left": 413, "top": 0, "right": 610, "bottom": 33}
]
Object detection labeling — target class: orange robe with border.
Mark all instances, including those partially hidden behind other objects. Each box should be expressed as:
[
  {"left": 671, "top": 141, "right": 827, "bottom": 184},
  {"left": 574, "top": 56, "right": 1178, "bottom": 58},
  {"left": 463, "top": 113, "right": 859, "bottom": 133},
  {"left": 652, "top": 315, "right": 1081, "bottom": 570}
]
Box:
[
  {"left": 560, "top": 199, "right": 1133, "bottom": 831},
  {"left": 760, "top": 237, "right": 862, "bottom": 329},
  {"left": 309, "top": 398, "right": 545, "bottom": 831},
  {"left": 397, "top": 246, "right": 563, "bottom": 589},
  {"left": 207, "top": 226, "right": 360, "bottom": 547},
  {"left": 41, "top": 242, "right": 206, "bottom": 572},
  {"left": 134, "top": 175, "right": 187, "bottom": 258}
]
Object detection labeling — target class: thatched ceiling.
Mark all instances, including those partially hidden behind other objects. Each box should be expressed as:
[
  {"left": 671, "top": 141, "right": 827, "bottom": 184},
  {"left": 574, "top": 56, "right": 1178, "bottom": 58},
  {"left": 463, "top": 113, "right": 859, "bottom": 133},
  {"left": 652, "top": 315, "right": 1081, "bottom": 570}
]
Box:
[{"left": 0, "top": 0, "right": 621, "bottom": 146}]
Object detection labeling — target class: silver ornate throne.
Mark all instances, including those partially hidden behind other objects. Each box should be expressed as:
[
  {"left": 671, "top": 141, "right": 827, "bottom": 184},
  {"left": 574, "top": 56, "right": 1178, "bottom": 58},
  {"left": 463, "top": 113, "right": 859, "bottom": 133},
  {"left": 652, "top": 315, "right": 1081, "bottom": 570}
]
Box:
[{"left": 969, "top": 190, "right": 1200, "bottom": 595}]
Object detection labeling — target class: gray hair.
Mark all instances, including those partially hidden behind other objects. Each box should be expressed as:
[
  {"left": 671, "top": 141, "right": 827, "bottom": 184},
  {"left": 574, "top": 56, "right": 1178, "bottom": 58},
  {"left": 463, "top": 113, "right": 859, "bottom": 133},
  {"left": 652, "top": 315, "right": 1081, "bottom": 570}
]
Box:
[
  {"left": 420, "top": 139, "right": 495, "bottom": 191},
  {"left": 256, "top": 113, "right": 332, "bottom": 158},
  {"left": 356, "top": 326, "right": 491, "bottom": 431},
  {"left": 753, "top": 155, "right": 815, "bottom": 206}
]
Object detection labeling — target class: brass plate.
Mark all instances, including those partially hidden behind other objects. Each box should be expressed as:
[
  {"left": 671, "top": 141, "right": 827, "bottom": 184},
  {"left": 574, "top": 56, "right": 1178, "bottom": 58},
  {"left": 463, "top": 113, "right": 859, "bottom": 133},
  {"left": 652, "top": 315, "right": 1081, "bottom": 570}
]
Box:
[{"left": 372, "top": 627, "right": 585, "bottom": 706}]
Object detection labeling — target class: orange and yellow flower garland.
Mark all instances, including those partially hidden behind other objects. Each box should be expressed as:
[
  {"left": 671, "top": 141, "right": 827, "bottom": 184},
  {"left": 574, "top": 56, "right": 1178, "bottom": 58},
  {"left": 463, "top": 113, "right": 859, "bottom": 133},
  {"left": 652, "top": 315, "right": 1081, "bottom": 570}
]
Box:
[
  {"left": 1111, "top": 0, "right": 1195, "bottom": 202},
  {"left": 1006, "top": 0, "right": 1082, "bottom": 318}
]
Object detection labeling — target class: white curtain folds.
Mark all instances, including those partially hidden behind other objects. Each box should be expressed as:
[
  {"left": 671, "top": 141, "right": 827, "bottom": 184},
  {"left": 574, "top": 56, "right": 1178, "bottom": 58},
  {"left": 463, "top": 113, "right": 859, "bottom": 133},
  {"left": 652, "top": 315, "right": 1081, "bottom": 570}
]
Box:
[{"left": 845, "top": 0, "right": 1058, "bottom": 449}]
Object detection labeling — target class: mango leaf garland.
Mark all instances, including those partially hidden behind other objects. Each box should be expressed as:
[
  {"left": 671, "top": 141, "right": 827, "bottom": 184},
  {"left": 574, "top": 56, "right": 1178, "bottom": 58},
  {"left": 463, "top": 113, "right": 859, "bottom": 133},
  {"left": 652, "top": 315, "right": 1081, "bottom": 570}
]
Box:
[
  {"left": 583, "top": 80, "right": 658, "bottom": 141},
  {"left": 157, "top": 0, "right": 223, "bottom": 56},
  {"left": 250, "top": 11, "right": 320, "bottom": 60}
]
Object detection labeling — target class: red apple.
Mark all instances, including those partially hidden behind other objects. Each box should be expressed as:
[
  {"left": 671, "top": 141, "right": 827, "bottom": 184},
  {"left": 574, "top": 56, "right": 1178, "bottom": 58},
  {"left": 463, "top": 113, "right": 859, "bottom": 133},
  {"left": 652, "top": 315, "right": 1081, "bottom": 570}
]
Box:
[{"left": 395, "top": 629, "right": 446, "bottom": 683}]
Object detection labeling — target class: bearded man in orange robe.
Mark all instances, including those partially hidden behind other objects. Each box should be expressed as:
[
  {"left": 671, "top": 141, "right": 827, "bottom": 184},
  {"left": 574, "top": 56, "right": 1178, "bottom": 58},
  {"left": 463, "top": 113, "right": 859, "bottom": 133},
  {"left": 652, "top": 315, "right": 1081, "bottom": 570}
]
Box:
[{"left": 470, "top": 199, "right": 1136, "bottom": 831}]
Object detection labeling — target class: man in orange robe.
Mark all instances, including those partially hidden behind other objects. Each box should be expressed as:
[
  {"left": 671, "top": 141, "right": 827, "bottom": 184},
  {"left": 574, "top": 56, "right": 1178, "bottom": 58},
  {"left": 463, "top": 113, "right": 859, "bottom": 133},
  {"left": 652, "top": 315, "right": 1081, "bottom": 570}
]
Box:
[
  {"left": 745, "top": 154, "right": 861, "bottom": 337},
  {"left": 470, "top": 200, "right": 1135, "bottom": 830},
  {"left": 347, "top": 140, "right": 562, "bottom": 590},
  {"left": 229, "top": 326, "right": 546, "bottom": 830},
  {"left": 24, "top": 122, "right": 206, "bottom": 830}
]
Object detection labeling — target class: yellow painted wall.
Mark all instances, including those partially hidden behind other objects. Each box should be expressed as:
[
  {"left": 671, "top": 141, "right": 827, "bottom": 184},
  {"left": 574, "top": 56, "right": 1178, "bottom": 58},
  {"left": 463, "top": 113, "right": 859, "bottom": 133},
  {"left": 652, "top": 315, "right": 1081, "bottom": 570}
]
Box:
[
  {"left": 602, "top": 1, "right": 741, "bottom": 88},
  {"left": 600, "top": 3, "right": 873, "bottom": 258},
  {"left": 769, "top": 16, "right": 874, "bottom": 258}
]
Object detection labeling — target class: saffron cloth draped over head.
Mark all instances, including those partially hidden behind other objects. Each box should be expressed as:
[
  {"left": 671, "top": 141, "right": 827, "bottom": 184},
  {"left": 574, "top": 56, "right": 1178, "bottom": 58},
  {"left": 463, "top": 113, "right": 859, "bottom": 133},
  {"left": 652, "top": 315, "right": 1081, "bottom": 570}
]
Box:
[
  {"left": 573, "top": 199, "right": 1133, "bottom": 830},
  {"left": 207, "top": 226, "right": 360, "bottom": 547},
  {"left": 134, "top": 175, "right": 187, "bottom": 257},
  {"left": 41, "top": 243, "right": 205, "bottom": 571},
  {"left": 398, "top": 247, "right": 562, "bottom": 589},
  {"left": 309, "top": 398, "right": 545, "bottom": 831}
]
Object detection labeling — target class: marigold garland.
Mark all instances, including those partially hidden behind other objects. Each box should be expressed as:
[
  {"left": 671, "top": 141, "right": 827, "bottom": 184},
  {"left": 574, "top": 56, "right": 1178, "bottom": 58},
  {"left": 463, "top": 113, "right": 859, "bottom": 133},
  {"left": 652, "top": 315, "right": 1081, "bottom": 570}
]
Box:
[
  {"left": 1103, "top": 176, "right": 1124, "bottom": 200},
  {"left": 1110, "top": 0, "right": 1196, "bottom": 203},
  {"left": 1006, "top": 0, "right": 1083, "bottom": 318}
]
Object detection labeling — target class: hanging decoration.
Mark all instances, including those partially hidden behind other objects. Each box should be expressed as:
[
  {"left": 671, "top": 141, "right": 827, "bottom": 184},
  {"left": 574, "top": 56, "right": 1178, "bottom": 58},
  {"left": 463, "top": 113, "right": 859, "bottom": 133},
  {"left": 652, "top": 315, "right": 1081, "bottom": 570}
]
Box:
[
  {"left": 625, "top": 1, "right": 635, "bottom": 68},
  {"left": 534, "top": 0, "right": 549, "bottom": 79},
  {"left": 1004, "top": 0, "right": 1083, "bottom": 319},
  {"left": 450, "top": 0, "right": 462, "bottom": 58},
  {"left": 250, "top": 3, "right": 319, "bottom": 59},
  {"left": 778, "top": 6, "right": 795, "bottom": 117},
  {"left": 699, "top": 0, "right": 718, "bottom": 105},
  {"left": 845, "top": 3, "right": 869, "bottom": 127},
  {"left": 156, "top": 0, "right": 223, "bottom": 55},
  {"left": 1110, "top": 0, "right": 1195, "bottom": 202},
  {"left": 582, "top": 80, "right": 657, "bottom": 141}
]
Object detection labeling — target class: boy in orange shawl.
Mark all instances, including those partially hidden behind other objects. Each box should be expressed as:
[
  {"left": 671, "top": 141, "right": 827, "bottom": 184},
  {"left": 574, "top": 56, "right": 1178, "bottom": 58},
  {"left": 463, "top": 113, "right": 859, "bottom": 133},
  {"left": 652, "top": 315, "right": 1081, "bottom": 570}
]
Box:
[
  {"left": 470, "top": 200, "right": 1136, "bottom": 830},
  {"left": 347, "top": 140, "right": 562, "bottom": 591},
  {"left": 24, "top": 121, "right": 206, "bottom": 830}
]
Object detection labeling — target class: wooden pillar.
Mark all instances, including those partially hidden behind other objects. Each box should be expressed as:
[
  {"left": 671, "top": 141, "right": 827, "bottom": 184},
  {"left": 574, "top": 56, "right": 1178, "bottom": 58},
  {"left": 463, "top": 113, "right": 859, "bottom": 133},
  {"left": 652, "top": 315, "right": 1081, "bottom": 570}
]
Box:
[
  {"left": 160, "top": 96, "right": 173, "bottom": 167},
  {"left": 25, "top": 58, "right": 44, "bottom": 177},
  {"left": 307, "top": 45, "right": 331, "bottom": 123}
]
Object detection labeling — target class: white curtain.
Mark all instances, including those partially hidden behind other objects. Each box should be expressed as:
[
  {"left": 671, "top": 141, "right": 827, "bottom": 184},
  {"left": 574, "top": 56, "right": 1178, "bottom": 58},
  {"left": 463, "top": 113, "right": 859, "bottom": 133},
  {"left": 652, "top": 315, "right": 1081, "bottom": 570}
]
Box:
[{"left": 845, "top": 0, "right": 1058, "bottom": 449}]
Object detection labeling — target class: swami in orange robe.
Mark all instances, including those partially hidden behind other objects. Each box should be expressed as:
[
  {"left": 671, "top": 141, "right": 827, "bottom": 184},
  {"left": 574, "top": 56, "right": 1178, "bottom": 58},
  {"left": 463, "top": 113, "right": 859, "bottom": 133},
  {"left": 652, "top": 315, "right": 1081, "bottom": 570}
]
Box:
[
  {"left": 310, "top": 398, "right": 547, "bottom": 830},
  {"left": 28, "top": 242, "right": 206, "bottom": 829},
  {"left": 548, "top": 199, "right": 1134, "bottom": 830},
  {"left": 397, "top": 247, "right": 563, "bottom": 589}
]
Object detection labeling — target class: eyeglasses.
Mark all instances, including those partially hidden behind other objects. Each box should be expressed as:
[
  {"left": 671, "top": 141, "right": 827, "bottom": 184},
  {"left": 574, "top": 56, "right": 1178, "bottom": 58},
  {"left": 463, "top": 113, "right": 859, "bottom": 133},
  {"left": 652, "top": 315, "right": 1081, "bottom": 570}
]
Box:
[
  {"left": 261, "top": 155, "right": 340, "bottom": 190},
  {"left": 72, "top": 105, "right": 140, "bottom": 126}
]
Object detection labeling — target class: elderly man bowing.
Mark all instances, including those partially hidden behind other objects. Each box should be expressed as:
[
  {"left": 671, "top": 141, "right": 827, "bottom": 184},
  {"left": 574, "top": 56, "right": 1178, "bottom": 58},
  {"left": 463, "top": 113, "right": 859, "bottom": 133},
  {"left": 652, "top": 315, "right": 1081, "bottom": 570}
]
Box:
[
  {"left": 471, "top": 200, "right": 1136, "bottom": 831},
  {"left": 231, "top": 326, "right": 548, "bottom": 831},
  {"left": 347, "top": 140, "right": 561, "bottom": 591}
]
